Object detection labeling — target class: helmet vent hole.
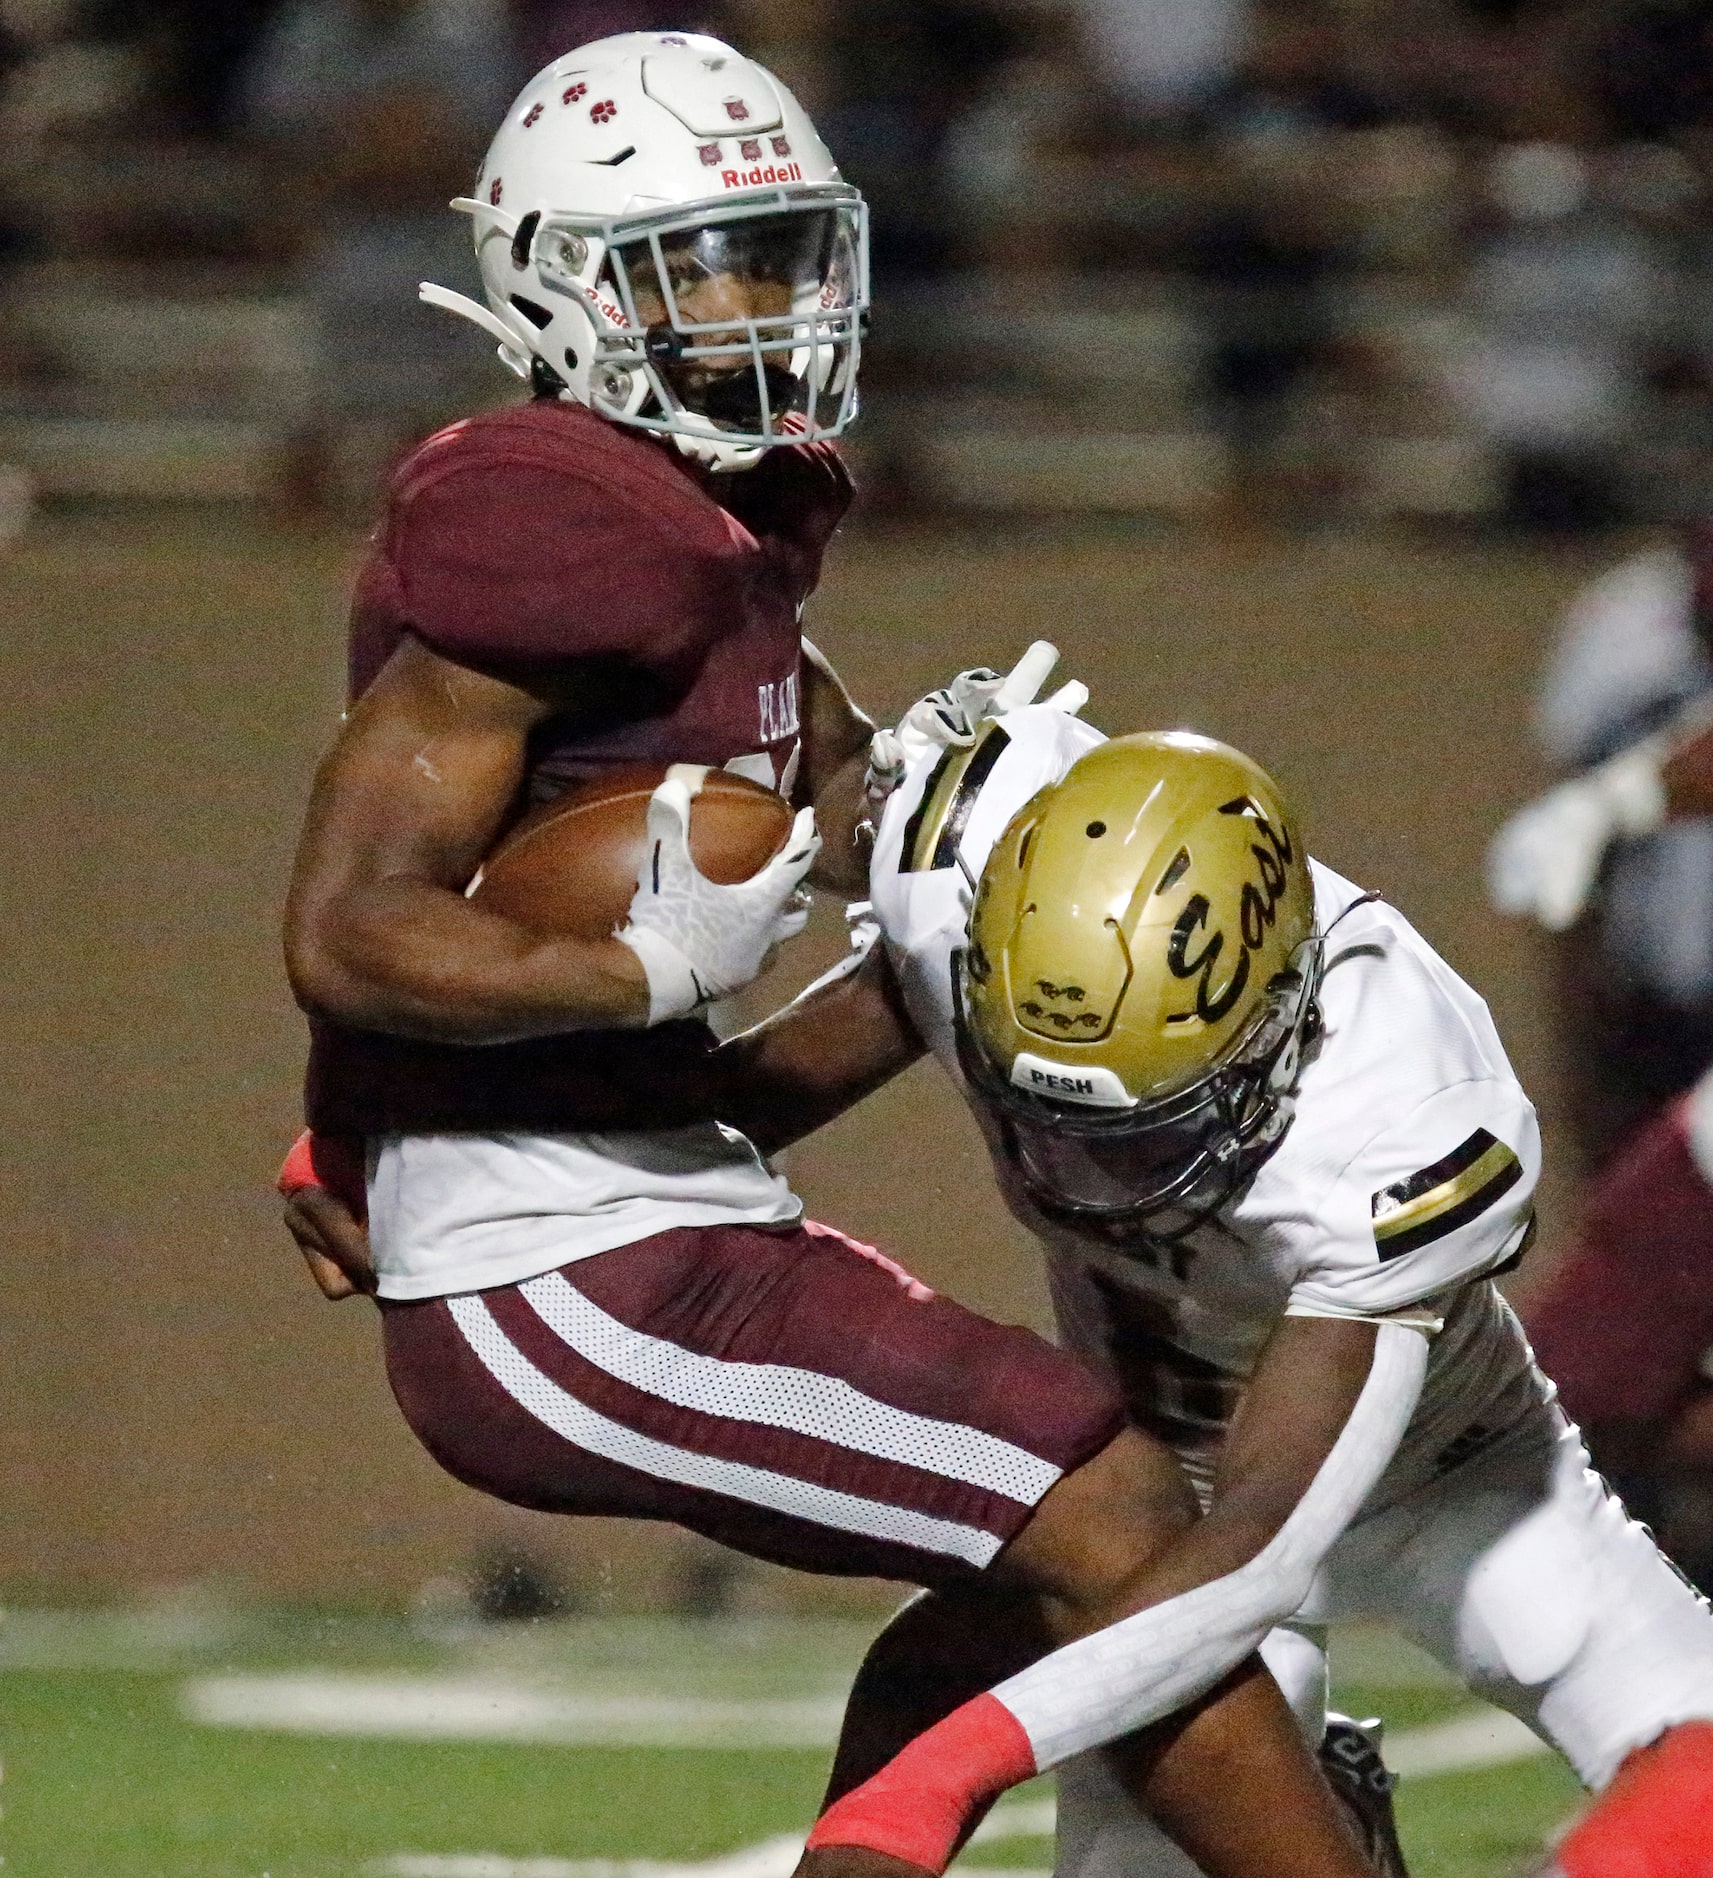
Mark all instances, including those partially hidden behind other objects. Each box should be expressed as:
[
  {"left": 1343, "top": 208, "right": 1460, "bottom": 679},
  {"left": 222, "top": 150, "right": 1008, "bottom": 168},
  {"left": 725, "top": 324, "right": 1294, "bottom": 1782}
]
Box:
[
  {"left": 1085, "top": 820, "right": 1106, "bottom": 838},
  {"left": 510, "top": 211, "right": 540, "bottom": 270},
  {"left": 509, "top": 294, "right": 552, "bottom": 330},
  {"left": 1155, "top": 847, "right": 1191, "bottom": 894},
  {"left": 563, "top": 347, "right": 579, "bottom": 373}
]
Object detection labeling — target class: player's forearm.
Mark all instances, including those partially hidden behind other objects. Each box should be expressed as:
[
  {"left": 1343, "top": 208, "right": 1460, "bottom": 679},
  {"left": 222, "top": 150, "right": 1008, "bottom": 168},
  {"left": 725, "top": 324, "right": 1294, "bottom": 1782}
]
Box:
[
  {"left": 286, "top": 879, "right": 650, "bottom": 1043},
  {"left": 981, "top": 1320, "right": 1426, "bottom": 1769},
  {"left": 712, "top": 945, "right": 926, "bottom": 1151},
  {"left": 806, "top": 749, "right": 872, "bottom": 897},
  {"left": 803, "top": 1322, "right": 1429, "bottom": 1877},
  {"left": 1043, "top": 1319, "right": 1405, "bottom": 1667},
  {"left": 799, "top": 641, "right": 876, "bottom": 899}
]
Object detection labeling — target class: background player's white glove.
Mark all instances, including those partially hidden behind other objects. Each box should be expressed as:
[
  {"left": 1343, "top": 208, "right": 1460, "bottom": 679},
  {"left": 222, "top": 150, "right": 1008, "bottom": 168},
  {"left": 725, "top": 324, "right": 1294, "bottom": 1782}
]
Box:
[
  {"left": 616, "top": 776, "right": 820, "bottom": 1023},
  {"left": 1486, "top": 741, "right": 1667, "bottom": 931},
  {"left": 865, "top": 641, "right": 1089, "bottom": 814}
]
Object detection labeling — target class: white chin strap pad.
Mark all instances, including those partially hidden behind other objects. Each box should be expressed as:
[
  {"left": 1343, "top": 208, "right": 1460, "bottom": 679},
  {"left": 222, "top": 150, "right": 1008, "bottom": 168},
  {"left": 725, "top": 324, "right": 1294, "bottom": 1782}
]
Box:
[{"left": 991, "top": 1319, "right": 1430, "bottom": 1772}]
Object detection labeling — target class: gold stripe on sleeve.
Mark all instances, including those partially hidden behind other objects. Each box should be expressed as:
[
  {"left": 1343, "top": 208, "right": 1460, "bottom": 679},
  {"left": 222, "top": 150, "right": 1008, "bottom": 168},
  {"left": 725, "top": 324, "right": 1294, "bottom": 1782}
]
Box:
[{"left": 1371, "top": 1130, "right": 1523, "bottom": 1258}]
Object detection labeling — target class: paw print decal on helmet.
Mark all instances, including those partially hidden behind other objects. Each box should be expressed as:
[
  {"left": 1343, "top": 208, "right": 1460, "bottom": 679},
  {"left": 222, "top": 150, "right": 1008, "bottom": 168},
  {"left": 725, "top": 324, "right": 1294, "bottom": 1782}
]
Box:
[
  {"left": 522, "top": 102, "right": 543, "bottom": 128},
  {"left": 590, "top": 99, "right": 617, "bottom": 124},
  {"left": 561, "top": 80, "right": 587, "bottom": 104}
]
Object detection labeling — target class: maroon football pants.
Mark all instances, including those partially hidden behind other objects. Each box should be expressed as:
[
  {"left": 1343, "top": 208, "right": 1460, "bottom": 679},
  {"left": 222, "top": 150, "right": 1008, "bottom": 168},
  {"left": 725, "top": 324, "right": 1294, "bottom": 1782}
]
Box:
[{"left": 383, "top": 1219, "right": 1125, "bottom": 1587}]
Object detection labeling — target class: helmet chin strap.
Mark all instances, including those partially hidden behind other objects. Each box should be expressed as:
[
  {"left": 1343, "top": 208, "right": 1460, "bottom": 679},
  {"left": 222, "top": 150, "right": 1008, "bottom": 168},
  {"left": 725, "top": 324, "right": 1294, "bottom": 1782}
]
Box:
[
  {"left": 418, "top": 282, "right": 533, "bottom": 381},
  {"left": 670, "top": 430, "right": 766, "bottom": 473}
]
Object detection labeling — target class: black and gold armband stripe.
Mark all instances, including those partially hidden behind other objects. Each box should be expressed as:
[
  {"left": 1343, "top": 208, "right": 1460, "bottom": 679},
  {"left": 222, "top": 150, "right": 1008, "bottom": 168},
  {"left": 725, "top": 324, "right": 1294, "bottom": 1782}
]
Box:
[
  {"left": 1371, "top": 1128, "right": 1523, "bottom": 1260},
  {"left": 899, "top": 721, "right": 1012, "bottom": 873}
]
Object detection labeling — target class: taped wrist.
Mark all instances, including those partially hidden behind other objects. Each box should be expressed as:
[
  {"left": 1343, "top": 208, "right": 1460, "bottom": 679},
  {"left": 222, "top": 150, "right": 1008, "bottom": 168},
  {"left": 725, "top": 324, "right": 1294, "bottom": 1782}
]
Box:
[
  {"left": 614, "top": 924, "right": 704, "bottom": 1025},
  {"left": 805, "top": 1694, "right": 1036, "bottom": 1874}
]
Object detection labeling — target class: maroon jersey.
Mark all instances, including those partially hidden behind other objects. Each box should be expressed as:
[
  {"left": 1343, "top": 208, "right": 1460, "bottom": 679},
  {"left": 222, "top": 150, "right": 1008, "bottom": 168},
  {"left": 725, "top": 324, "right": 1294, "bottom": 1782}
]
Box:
[{"left": 305, "top": 397, "right": 853, "bottom": 1137}]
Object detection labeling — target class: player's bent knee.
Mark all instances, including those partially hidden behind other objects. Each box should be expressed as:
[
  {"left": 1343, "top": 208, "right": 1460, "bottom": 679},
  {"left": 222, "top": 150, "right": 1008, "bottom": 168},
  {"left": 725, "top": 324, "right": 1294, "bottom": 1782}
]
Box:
[{"left": 995, "top": 1428, "right": 1200, "bottom": 1617}]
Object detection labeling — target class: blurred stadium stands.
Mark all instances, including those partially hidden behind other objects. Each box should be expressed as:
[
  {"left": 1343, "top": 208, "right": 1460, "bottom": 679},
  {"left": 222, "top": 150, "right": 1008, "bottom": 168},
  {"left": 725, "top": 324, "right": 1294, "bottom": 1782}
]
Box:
[{"left": 1, "top": 0, "right": 1712, "bottom": 524}]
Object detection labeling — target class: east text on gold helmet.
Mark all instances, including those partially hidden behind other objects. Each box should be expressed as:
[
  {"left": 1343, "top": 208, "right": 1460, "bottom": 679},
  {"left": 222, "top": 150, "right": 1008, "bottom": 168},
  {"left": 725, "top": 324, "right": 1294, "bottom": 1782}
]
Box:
[{"left": 957, "top": 732, "right": 1319, "bottom": 1218}]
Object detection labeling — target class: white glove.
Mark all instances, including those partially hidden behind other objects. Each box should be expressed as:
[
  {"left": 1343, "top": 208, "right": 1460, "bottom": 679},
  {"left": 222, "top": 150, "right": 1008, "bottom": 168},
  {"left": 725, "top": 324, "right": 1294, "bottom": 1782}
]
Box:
[
  {"left": 1487, "top": 741, "right": 1666, "bottom": 931},
  {"left": 616, "top": 771, "right": 821, "bottom": 1023},
  {"left": 864, "top": 641, "right": 1089, "bottom": 814}
]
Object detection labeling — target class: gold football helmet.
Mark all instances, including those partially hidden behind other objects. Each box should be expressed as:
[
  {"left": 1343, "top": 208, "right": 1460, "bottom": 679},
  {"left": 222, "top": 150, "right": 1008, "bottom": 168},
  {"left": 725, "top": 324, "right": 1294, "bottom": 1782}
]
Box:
[{"left": 955, "top": 731, "right": 1320, "bottom": 1220}]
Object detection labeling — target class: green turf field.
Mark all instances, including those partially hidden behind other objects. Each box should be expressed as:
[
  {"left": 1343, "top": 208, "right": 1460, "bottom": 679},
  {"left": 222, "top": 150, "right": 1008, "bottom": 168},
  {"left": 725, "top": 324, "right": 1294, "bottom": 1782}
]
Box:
[{"left": 0, "top": 1606, "right": 1585, "bottom": 1878}]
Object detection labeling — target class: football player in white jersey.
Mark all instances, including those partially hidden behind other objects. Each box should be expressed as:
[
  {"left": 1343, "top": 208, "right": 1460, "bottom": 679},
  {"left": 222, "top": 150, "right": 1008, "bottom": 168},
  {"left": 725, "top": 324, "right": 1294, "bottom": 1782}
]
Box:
[
  {"left": 282, "top": 652, "right": 1713, "bottom": 1876},
  {"left": 779, "top": 687, "right": 1713, "bottom": 1878}
]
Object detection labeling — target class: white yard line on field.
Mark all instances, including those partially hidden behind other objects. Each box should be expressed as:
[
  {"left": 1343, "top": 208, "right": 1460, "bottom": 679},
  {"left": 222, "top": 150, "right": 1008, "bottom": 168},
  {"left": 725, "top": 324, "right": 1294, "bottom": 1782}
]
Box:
[
  {"left": 1383, "top": 1708, "right": 1552, "bottom": 1776},
  {"left": 969, "top": 1799, "right": 1059, "bottom": 1843},
  {"left": 187, "top": 1670, "right": 1552, "bottom": 1779},
  {"left": 181, "top": 1674, "right": 847, "bottom": 1748}
]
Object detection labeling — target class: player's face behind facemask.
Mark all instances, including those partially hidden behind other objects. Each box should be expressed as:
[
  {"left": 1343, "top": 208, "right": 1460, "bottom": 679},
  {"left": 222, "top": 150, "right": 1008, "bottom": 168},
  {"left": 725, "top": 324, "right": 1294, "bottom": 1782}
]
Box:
[
  {"left": 608, "top": 206, "right": 860, "bottom": 439},
  {"left": 428, "top": 34, "right": 870, "bottom": 470},
  {"left": 953, "top": 733, "right": 1321, "bottom": 1225}
]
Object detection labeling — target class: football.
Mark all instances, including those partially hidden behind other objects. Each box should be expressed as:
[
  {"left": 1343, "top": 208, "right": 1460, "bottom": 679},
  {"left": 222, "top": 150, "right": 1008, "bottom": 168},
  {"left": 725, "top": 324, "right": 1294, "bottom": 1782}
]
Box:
[{"left": 469, "top": 762, "right": 795, "bottom": 940}]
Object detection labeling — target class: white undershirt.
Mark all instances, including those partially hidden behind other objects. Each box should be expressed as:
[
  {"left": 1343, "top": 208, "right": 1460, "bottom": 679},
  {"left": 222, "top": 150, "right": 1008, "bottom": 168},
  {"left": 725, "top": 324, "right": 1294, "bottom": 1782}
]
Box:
[{"left": 366, "top": 1123, "right": 801, "bottom": 1300}]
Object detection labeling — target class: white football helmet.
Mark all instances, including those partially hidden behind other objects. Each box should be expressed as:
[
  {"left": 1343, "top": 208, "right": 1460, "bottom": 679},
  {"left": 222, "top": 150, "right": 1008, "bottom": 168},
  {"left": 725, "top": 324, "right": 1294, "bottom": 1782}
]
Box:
[{"left": 423, "top": 32, "right": 869, "bottom": 472}]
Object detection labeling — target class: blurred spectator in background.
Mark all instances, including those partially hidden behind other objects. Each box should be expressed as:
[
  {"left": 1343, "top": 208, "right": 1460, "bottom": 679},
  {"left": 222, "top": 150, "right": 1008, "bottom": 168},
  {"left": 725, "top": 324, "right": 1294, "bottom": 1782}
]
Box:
[
  {"left": 240, "top": 0, "right": 512, "bottom": 513},
  {"left": 1491, "top": 522, "right": 1713, "bottom": 1158},
  {"left": 81, "top": 0, "right": 283, "bottom": 136},
  {"left": 1183, "top": 0, "right": 1386, "bottom": 517},
  {"left": 5, "top": 0, "right": 1713, "bottom": 524},
  {"left": 0, "top": 0, "right": 45, "bottom": 541},
  {"left": 1593, "top": 0, "right": 1713, "bottom": 145},
  {"left": 819, "top": 0, "right": 1028, "bottom": 286},
  {"left": 1075, "top": 0, "right": 1245, "bottom": 121},
  {"left": 1491, "top": 520, "right": 1713, "bottom": 1590},
  {"left": 1451, "top": 141, "right": 1666, "bottom": 532}
]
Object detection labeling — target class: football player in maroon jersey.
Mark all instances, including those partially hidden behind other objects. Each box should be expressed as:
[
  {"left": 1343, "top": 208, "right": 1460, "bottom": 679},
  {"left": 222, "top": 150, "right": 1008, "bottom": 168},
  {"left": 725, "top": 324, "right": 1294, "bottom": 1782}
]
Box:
[{"left": 282, "top": 32, "right": 1382, "bottom": 1878}]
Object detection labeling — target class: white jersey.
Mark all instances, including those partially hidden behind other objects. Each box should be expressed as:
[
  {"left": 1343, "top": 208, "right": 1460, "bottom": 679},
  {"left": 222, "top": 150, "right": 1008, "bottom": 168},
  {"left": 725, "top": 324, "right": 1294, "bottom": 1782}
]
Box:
[{"left": 870, "top": 704, "right": 1546, "bottom": 1509}]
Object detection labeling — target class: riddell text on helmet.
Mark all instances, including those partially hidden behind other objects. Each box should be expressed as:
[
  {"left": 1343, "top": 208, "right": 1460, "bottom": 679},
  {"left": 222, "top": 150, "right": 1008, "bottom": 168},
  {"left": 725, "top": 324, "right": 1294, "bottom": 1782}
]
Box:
[{"left": 723, "top": 161, "right": 805, "bottom": 189}]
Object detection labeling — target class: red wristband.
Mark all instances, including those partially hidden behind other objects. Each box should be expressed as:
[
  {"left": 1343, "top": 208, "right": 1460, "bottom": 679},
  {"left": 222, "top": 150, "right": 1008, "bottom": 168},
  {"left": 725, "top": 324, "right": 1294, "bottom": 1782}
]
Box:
[
  {"left": 277, "top": 1130, "right": 320, "bottom": 1195},
  {"left": 277, "top": 1130, "right": 369, "bottom": 1221},
  {"left": 806, "top": 1693, "right": 1037, "bottom": 1875}
]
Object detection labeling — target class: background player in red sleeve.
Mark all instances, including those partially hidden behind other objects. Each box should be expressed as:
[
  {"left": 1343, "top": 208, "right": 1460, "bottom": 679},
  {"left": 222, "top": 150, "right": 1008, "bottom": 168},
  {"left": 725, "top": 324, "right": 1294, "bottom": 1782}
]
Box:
[
  {"left": 1492, "top": 614, "right": 1713, "bottom": 1586},
  {"left": 282, "top": 32, "right": 1381, "bottom": 1878}
]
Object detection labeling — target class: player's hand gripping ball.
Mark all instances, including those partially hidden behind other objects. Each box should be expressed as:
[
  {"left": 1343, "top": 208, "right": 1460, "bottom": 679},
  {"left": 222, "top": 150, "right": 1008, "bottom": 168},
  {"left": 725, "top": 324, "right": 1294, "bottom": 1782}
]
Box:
[{"left": 472, "top": 763, "right": 817, "bottom": 1022}]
